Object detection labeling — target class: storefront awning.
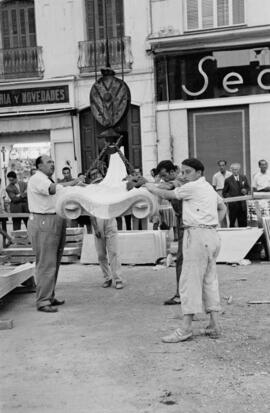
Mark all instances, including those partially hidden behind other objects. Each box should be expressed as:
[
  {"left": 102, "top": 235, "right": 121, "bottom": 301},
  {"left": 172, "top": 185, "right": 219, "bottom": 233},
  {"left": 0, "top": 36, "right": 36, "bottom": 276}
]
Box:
[
  {"left": 0, "top": 107, "right": 77, "bottom": 118},
  {"left": 148, "top": 25, "right": 270, "bottom": 54}
]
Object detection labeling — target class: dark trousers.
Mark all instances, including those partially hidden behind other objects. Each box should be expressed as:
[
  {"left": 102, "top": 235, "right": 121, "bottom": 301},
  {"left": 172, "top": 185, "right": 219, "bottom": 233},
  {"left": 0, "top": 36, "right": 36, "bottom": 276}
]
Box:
[
  {"left": 228, "top": 202, "right": 247, "bottom": 227},
  {"left": 176, "top": 216, "right": 184, "bottom": 282},
  {"left": 28, "top": 214, "right": 66, "bottom": 309},
  {"left": 116, "top": 215, "right": 132, "bottom": 230}
]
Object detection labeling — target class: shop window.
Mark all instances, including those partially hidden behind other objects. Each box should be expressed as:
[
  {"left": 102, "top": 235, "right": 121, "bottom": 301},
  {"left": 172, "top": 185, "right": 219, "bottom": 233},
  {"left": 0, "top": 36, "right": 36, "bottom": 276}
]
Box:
[
  {"left": 85, "top": 0, "right": 124, "bottom": 41},
  {"left": 155, "top": 46, "right": 270, "bottom": 102},
  {"left": 0, "top": 0, "right": 37, "bottom": 48},
  {"left": 185, "top": 0, "right": 245, "bottom": 31}
]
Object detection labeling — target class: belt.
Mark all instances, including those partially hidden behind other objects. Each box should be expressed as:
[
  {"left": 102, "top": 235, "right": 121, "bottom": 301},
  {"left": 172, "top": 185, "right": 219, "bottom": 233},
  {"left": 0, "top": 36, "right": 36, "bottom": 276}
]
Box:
[
  {"left": 31, "top": 212, "right": 56, "bottom": 215},
  {"left": 182, "top": 224, "right": 217, "bottom": 229}
]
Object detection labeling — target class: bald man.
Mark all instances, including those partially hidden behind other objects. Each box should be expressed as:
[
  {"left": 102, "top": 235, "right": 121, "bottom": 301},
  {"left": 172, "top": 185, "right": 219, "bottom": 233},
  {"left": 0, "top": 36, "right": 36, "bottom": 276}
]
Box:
[{"left": 27, "top": 155, "right": 84, "bottom": 313}]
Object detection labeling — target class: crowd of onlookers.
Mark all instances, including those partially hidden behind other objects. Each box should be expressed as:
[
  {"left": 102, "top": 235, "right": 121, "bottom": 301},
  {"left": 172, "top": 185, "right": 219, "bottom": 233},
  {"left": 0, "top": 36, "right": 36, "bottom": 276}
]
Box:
[{"left": 1, "top": 158, "right": 270, "bottom": 243}]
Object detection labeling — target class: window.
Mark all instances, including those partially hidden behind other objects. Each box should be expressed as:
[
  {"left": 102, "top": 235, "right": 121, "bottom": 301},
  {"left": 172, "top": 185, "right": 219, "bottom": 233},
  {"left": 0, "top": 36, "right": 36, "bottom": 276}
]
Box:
[
  {"left": 155, "top": 47, "right": 270, "bottom": 102},
  {"left": 0, "top": 0, "right": 36, "bottom": 48},
  {"left": 185, "top": 0, "right": 245, "bottom": 31},
  {"left": 85, "top": 0, "right": 124, "bottom": 41}
]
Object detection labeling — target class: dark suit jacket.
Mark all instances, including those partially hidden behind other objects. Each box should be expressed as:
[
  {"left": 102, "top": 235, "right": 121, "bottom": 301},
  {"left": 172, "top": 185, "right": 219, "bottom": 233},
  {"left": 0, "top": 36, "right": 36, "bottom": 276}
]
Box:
[
  {"left": 222, "top": 175, "right": 250, "bottom": 208},
  {"left": 222, "top": 174, "right": 250, "bottom": 198},
  {"left": 6, "top": 181, "right": 29, "bottom": 213}
]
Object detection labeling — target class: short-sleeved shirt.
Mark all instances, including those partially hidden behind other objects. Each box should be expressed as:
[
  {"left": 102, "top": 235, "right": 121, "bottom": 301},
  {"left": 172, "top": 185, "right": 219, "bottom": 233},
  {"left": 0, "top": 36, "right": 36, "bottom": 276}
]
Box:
[
  {"left": 27, "top": 170, "right": 62, "bottom": 214},
  {"left": 253, "top": 171, "right": 270, "bottom": 191},
  {"left": 174, "top": 177, "right": 222, "bottom": 226},
  {"left": 212, "top": 170, "right": 232, "bottom": 191}
]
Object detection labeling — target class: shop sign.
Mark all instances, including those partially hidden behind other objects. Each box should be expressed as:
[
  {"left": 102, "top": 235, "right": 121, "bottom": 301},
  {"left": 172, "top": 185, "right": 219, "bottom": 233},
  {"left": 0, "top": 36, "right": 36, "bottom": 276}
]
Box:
[
  {"left": 182, "top": 56, "right": 270, "bottom": 97},
  {"left": 155, "top": 46, "right": 270, "bottom": 102},
  {"left": 0, "top": 85, "right": 69, "bottom": 107}
]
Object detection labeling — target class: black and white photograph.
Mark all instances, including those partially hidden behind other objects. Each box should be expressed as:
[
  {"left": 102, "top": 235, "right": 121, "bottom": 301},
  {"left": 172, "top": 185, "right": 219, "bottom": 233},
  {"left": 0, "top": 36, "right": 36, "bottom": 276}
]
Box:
[{"left": 1, "top": 0, "right": 270, "bottom": 412}]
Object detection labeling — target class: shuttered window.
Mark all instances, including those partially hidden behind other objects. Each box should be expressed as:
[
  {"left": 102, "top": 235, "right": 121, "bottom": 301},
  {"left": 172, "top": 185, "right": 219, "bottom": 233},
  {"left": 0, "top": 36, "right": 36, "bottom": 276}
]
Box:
[
  {"left": 0, "top": 0, "right": 36, "bottom": 48},
  {"left": 85, "top": 0, "right": 124, "bottom": 41},
  {"left": 202, "top": 0, "right": 214, "bottom": 29},
  {"left": 185, "top": 0, "right": 245, "bottom": 31}
]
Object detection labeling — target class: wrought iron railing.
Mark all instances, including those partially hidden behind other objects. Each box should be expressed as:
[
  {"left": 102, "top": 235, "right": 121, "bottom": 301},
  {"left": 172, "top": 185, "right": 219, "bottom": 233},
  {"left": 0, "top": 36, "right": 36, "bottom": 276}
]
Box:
[
  {"left": 0, "top": 46, "right": 44, "bottom": 79},
  {"left": 78, "top": 36, "right": 133, "bottom": 73}
]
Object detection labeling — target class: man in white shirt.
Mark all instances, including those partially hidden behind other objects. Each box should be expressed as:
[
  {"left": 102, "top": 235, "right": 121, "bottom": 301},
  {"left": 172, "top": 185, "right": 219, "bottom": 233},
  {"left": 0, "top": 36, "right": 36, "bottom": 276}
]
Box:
[
  {"left": 212, "top": 160, "right": 232, "bottom": 196},
  {"left": 145, "top": 158, "right": 226, "bottom": 343},
  {"left": 253, "top": 159, "right": 270, "bottom": 192},
  {"left": 27, "top": 155, "right": 84, "bottom": 313}
]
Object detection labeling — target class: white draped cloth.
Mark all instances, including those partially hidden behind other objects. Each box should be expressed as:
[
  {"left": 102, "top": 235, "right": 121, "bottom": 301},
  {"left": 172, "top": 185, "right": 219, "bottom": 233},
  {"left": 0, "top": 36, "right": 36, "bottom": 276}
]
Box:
[{"left": 56, "top": 151, "right": 158, "bottom": 220}]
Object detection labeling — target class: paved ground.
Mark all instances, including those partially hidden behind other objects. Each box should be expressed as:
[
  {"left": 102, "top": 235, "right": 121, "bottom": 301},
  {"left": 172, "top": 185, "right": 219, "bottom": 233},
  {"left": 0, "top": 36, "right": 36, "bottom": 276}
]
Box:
[{"left": 1, "top": 262, "right": 270, "bottom": 413}]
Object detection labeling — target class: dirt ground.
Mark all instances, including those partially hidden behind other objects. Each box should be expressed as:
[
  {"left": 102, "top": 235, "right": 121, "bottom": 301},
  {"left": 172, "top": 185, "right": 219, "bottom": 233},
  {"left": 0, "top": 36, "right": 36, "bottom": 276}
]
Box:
[{"left": 1, "top": 261, "right": 270, "bottom": 413}]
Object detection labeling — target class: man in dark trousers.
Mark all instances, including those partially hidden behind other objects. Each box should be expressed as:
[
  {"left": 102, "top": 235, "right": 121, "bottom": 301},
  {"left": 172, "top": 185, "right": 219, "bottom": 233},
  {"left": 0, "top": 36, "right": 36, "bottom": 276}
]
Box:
[
  {"left": 222, "top": 162, "right": 250, "bottom": 227},
  {"left": 154, "top": 160, "right": 183, "bottom": 305},
  {"left": 6, "top": 171, "right": 29, "bottom": 230}
]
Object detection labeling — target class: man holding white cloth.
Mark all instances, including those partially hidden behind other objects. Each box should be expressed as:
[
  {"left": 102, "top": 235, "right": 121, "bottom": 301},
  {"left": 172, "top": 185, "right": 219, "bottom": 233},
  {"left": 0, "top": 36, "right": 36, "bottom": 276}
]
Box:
[
  {"left": 145, "top": 158, "right": 226, "bottom": 342},
  {"left": 28, "top": 155, "right": 84, "bottom": 313}
]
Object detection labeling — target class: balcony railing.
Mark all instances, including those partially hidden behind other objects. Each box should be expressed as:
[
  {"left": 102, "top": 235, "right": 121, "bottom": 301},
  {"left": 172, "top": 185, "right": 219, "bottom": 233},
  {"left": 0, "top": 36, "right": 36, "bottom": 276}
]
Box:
[
  {"left": 0, "top": 46, "right": 44, "bottom": 79},
  {"left": 78, "top": 36, "right": 133, "bottom": 74}
]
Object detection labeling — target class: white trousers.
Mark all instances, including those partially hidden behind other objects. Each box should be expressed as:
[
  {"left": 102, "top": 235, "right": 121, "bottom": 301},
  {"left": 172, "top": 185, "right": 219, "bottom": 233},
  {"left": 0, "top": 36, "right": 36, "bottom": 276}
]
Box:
[
  {"left": 94, "top": 218, "right": 122, "bottom": 282},
  {"left": 179, "top": 228, "right": 221, "bottom": 314}
]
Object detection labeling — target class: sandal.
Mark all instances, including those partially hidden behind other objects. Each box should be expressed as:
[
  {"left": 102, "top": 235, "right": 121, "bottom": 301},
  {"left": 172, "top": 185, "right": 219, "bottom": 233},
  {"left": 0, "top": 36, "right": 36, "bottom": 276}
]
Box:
[{"left": 164, "top": 295, "right": 181, "bottom": 305}]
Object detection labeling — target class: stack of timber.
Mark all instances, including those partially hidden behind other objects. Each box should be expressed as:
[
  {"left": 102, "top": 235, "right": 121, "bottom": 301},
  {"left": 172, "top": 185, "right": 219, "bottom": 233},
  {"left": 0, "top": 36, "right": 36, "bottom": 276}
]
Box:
[
  {"left": 0, "top": 263, "right": 35, "bottom": 299},
  {"left": 62, "top": 227, "right": 84, "bottom": 263},
  {"left": 1, "top": 227, "right": 84, "bottom": 265},
  {"left": 81, "top": 230, "right": 167, "bottom": 265}
]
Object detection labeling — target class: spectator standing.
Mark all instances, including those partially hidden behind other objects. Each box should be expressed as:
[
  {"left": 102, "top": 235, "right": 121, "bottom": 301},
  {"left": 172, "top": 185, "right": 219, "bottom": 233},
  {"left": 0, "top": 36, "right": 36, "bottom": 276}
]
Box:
[
  {"left": 0, "top": 177, "right": 13, "bottom": 247},
  {"left": 58, "top": 166, "right": 73, "bottom": 183},
  {"left": 212, "top": 160, "right": 232, "bottom": 196},
  {"left": 6, "top": 171, "right": 29, "bottom": 230},
  {"left": 222, "top": 163, "right": 250, "bottom": 227},
  {"left": 88, "top": 169, "right": 123, "bottom": 289},
  {"left": 253, "top": 159, "right": 270, "bottom": 192},
  {"left": 155, "top": 160, "right": 183, "bottom": 305}
]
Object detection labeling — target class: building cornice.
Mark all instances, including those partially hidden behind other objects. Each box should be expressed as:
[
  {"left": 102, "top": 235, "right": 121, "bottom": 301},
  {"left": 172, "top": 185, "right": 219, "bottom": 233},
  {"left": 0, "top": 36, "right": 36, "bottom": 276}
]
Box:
[{"left": 148, "top": 25, "right": 270, "bottom": 54}]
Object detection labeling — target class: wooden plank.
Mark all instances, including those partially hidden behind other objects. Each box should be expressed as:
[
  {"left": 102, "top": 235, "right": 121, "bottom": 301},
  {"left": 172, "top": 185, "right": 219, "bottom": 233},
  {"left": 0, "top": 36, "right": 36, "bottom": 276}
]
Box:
[
  {"left": 80, "top": 231, "right": 167, "bottom": 265},
  {"left": 247, "top": 300, "right": 270, "bottom": 304},
  {"left": 65, "top": 234, "right": 84, "bottom": 242},
  {"left": 66, "top": 227, "right": 84, "bottom": 235},
  {"left": 0, "top": 320, "right": 13, "bottom": 330},
  {"left": 61, "top": 256, "right": 79, "bottom": 263},
  {"left": 4, "top": 248, "right": 34, "bottom": 256},
  {"left": 217, "top": 227, "right": 264, "bottom": 263},
  {"left": 8, "top": 257, "right": 35, "bottom": 264},
  {"left": 0, "top": 263, "right": 35, "bottom": 298},
  {"left": 62, "top": 246, "right": 81, "bottom": 256}
]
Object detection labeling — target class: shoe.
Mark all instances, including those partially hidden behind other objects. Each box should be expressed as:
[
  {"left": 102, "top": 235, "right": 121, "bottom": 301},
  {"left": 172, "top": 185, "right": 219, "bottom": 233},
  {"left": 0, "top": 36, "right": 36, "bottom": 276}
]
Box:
[
  {"left": 38, "top": 305, "right": 58, "bottom": 313},
  {"left": 162, "top": 328, "right": 192, "bottom": 343},
  {"left": 164, "top": 295, "right": 181, "bottom": 305},
  {"left": 115, "top": 280, "right": 123, "bottom": 289},
  {"left": 51, "top": 298, "right": 65, "bottom": 306},
  {"left": 103, "top": 279, "right": 112, "bottom": 288},
  {"left": 205, "top": 326, "right": 221, "bottom": 339}
]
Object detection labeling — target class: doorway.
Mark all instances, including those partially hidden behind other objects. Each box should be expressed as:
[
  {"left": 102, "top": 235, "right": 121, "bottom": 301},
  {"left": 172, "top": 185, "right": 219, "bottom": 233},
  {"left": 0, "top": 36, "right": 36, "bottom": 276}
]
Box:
[
  {"left": 79, "top": 104, "right": 142, "bottom": 173},
  {"left": 188, "top": 106, "right": 250, "bottom": 183}
]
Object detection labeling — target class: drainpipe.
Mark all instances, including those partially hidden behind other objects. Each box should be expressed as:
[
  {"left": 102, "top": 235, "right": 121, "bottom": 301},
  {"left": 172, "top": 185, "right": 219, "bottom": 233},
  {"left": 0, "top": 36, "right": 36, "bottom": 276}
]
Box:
[
  {"left": 148, "top": 0, "right": 159, "bottom": 164},
  {"left": 164, "top": 55, "right": 174, "bottom": 162}
]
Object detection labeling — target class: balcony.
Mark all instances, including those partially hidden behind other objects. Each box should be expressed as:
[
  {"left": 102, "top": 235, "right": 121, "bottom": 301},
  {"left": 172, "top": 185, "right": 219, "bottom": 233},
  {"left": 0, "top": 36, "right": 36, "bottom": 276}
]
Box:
[
  {"left": 0, "top": 46, "right": 44, "bottom": 80},
  {"left": 78, "top": 36, "right": 133, "bottom": 74}
]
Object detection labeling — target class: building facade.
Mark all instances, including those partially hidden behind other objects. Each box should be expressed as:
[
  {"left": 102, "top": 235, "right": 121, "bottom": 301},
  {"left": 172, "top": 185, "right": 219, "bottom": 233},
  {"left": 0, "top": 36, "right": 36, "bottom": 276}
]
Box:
[
  {"left": 0, "top": 0, "right": 270, "bottom": 185},
  {"left": 149, "top": 0, "right": 270, "bottom": 182},
  {"left": 0, "top": 0, "right": 156, "bottom": 183}
]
